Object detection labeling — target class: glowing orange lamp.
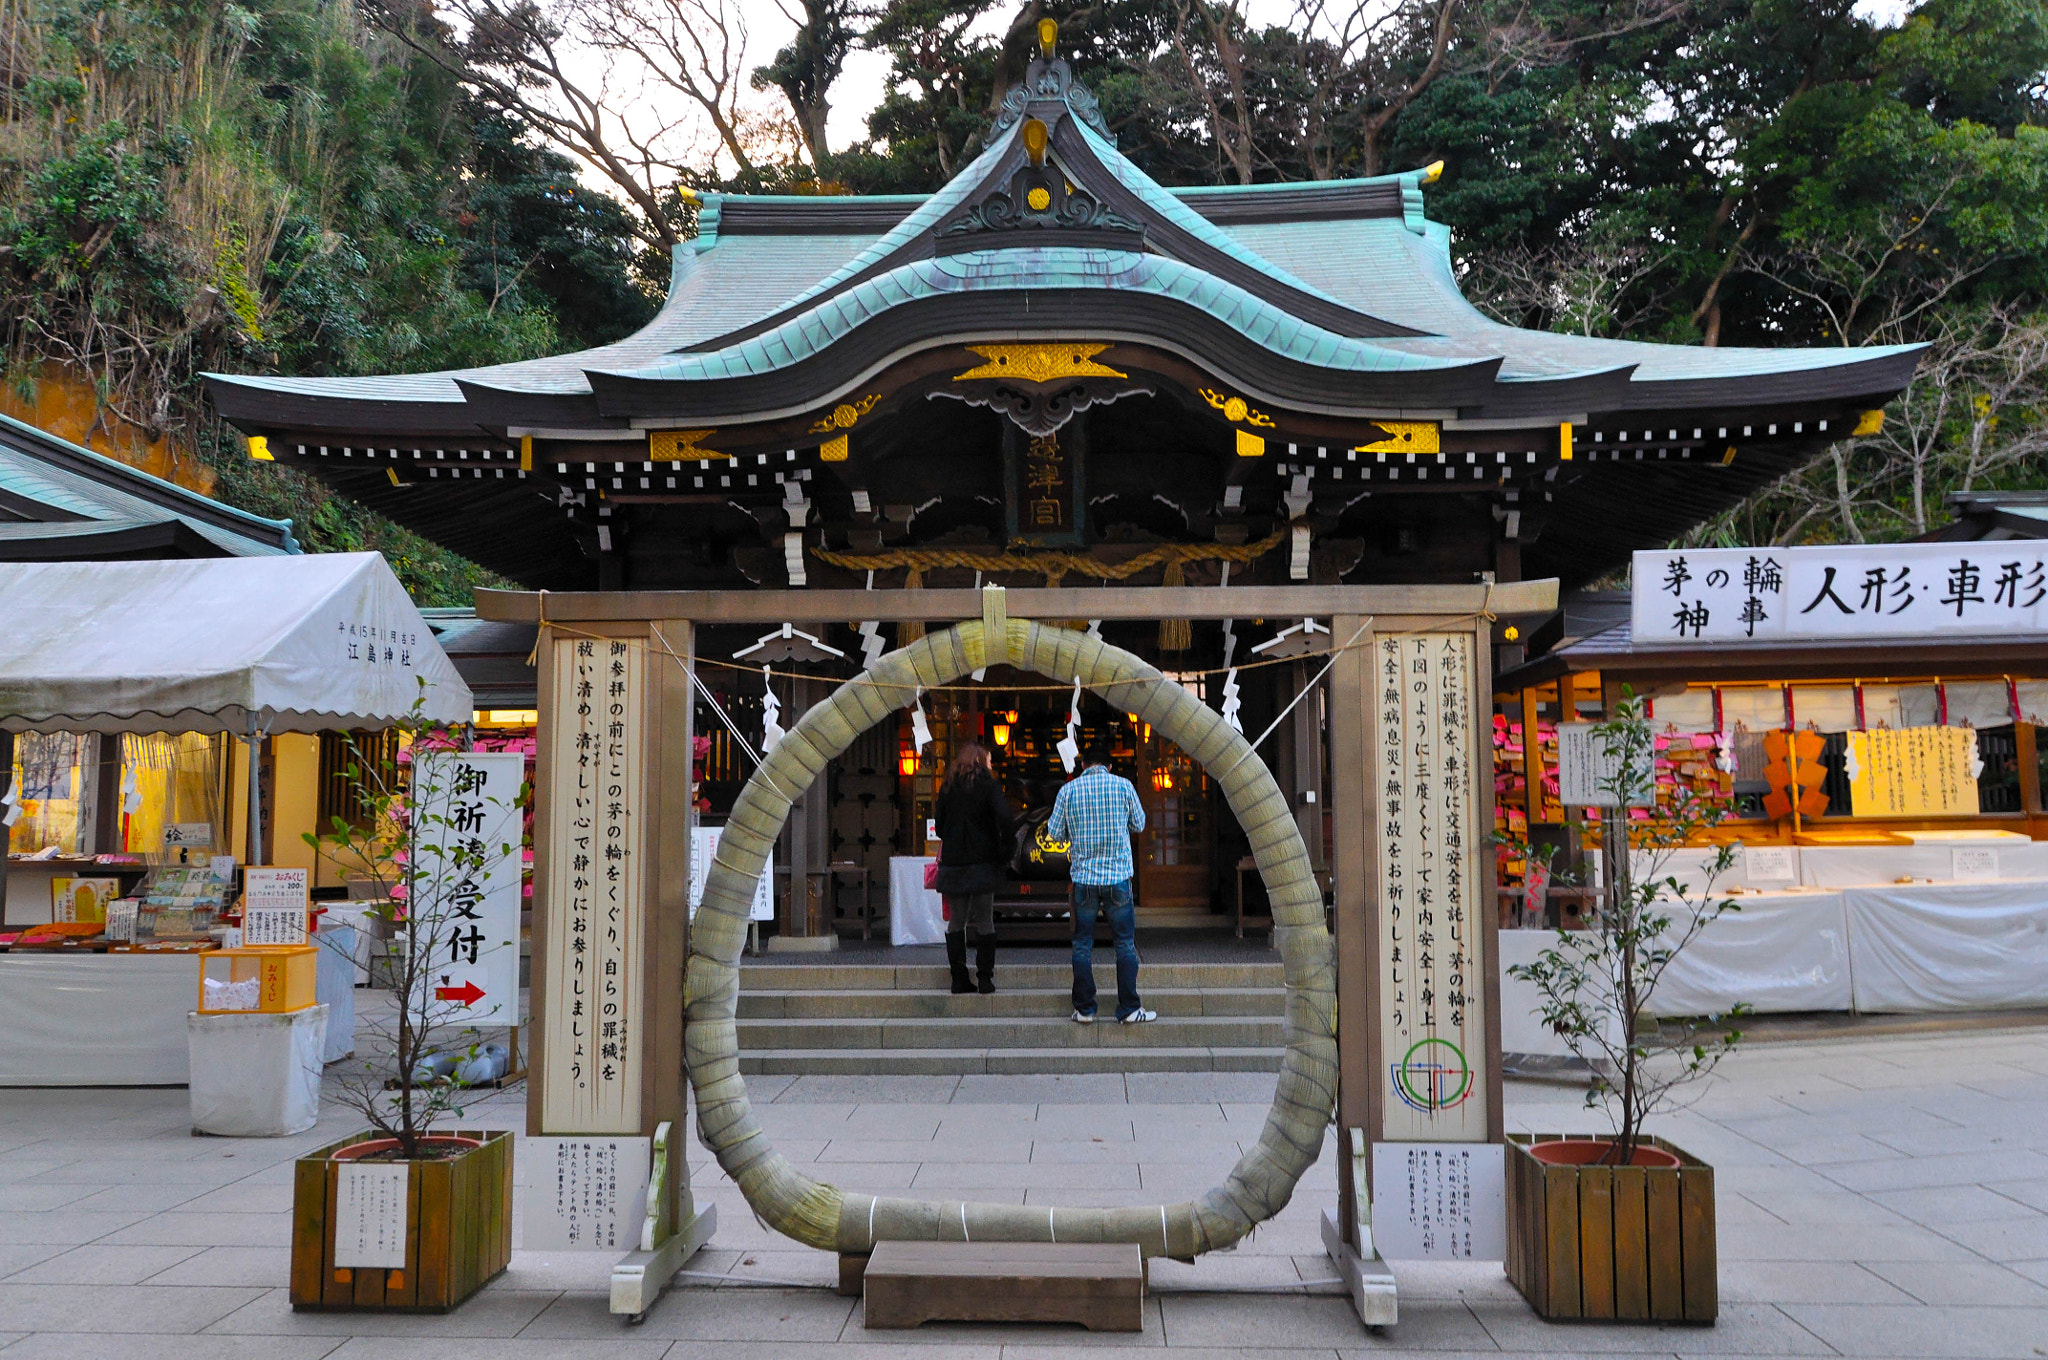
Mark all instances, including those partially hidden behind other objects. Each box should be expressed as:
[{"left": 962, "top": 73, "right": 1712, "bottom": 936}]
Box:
[
  {"left": 898, "top": 749, "right": 919, "bottom": 777},
  {"left": 991, "top": 723, "right": 1011, "bottom": 747}
]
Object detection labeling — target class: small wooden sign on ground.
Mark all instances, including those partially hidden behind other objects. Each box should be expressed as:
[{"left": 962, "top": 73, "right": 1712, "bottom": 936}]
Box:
[{"left": 860, "top": 1241, "right": 1145, "bottom": 1332}]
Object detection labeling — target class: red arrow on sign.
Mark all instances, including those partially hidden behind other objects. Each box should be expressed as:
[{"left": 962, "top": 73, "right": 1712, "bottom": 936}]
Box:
[{"left": 435, "top": 980, "right": 484, "bottom": 1007}]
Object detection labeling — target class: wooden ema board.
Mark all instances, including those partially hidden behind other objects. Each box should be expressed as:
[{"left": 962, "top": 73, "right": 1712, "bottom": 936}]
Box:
[
  {"left": 290, "top": 1131, "right": 512, "bottom": 1313},
  {"left": 1503, "top": 1134, "right": 1716, "bottom": 1323},
  {"left": 861, "top": 1242, "right": 1145, "bottom": 1332}
]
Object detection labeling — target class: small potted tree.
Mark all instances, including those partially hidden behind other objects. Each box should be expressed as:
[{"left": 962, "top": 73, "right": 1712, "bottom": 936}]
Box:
[
  {"left": 289, "top": 704, "right": 520, "bottom": 1312},
  {"left": 1505, "top": 690, "right": 1745, "bottom": 1323}
]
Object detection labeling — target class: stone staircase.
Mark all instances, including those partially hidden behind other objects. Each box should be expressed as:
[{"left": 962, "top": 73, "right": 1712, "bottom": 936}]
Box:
[{"left": 735, "top": 957, "right": 1287, "bottom": 1075}]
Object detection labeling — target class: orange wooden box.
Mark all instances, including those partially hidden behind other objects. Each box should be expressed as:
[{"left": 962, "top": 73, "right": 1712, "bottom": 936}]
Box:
[{"left": 196, "top": 945, "right": 319, "bottom": 1014}]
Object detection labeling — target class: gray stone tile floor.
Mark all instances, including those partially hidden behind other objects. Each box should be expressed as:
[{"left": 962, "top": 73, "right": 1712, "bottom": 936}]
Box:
[{"left": 0, "top": 1015, "right": 2046, "bottom": 1356}]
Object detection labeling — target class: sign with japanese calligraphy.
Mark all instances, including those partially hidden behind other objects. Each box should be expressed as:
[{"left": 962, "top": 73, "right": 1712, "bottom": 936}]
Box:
[
  {"left": 1844, "top": 726, "right": 1978, "bottom": 817},
  {"left": 688, "top": 824, "right": 773, "bottom": 922},
  {"left": 1635, "top": 544, "right": 2048, "bottom": 643},
  {"left": 413, "top": 751, "right": 524, "bottom": 1026},
  {"left": 242, "top": 867, "right": 310, "bottom": 945},
  {"left": 1375, "top": 633, "right": 1490, "bottom": 1142},
  {"left": 1372, "top": 1143, "right": 1505, "bottom": 1260},
  {"left": 1003, "top": 424, "right": 1084, "bottom": 546},
  {"left": 521, "top": 1136, "right": 652, "bottom": 1251},
  {"left": 541, "top": 637, "right": 647, "bottom": 1134},
  {"left": 333, "top": 1163, "right": 410, "bottom": 1268}
]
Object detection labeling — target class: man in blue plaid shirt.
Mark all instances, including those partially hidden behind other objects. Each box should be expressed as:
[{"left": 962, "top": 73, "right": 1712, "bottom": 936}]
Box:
[{"left": 1047, "top": 740, "right": 1156, "bottom": 1023}]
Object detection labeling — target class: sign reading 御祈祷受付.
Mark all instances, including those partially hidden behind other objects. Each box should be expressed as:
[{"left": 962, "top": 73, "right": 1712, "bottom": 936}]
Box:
[
  {"left": 1375, "top": 633, "right": 1489, "bottom": 1144},
  {"left": 541, "top": 637, "right": 647, "bottom": 1134},
  {"left": 1632, "top": 543, "right": 2048, "bottom": 644}
]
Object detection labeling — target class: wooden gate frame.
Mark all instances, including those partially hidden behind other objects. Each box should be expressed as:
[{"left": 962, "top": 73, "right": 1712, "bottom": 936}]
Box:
[{"left": 478, "top": 579, "right": 1555, "bottom": 1325}]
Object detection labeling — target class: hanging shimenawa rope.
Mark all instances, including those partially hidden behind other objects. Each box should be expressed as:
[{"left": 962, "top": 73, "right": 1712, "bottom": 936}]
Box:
[
  {"left": 811, "top": 528, "right": 1290, "bottom": 653},
  {"left": 683, "top": 614, "right": 1339, "bottom": 1260}
]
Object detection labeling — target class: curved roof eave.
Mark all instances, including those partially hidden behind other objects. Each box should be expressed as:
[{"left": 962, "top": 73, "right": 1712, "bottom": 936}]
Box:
[{"left": 597, "top": 247, "right": 1473, "bottom": 390}]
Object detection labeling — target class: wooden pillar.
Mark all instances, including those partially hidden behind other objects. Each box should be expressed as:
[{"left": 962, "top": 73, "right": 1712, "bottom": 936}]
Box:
[
  {"left": 0, "top": 730, "right": 13, "bottom": 923},
  {"left": 91, "top": 733, "right": 121, "bottom": 856},
  {"left": 1520, "top": 687, "right": 1545, "bottom": 825},
  {"left": 1290, "top": 659, "right": 1326, "bottom": 871},
  {"left": 1327, "top": 613, "right": 1376, "bottom": 1251}
]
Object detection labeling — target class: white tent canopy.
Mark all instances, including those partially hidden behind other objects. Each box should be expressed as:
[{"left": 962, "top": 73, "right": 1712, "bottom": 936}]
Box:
[{"left": 0, "top": 553, "right": 471, "bottom": 734}]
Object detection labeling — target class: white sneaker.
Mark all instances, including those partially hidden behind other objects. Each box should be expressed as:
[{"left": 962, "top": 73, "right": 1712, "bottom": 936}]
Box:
[
  {"left": 1121, "top": 1008, "right": 1158, "bottom": 1024},
  {"left": 1071, "top": 1009, "right": 1095, "bottom": 1024}
]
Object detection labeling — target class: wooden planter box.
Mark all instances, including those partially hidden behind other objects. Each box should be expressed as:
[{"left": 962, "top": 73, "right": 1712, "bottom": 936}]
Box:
[
  {"left": 1505, "top": 1133, "right": 1716, "bottom": 1323},
  {"left": 291, "top": 1128, "right": 513, "bottom": 1312}
]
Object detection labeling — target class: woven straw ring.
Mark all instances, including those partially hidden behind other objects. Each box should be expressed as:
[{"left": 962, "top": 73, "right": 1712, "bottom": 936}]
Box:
[{"left": 682, "top": 614, "right": 1338, "bottom": 1259}]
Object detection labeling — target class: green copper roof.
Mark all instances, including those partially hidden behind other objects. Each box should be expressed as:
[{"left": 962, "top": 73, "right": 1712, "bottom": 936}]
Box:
[{"left": 606, "top": 246, "right": 1479, "bottom": 385}]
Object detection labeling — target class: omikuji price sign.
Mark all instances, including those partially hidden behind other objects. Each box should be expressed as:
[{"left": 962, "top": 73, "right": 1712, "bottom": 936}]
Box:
[{"left": 413, "top": 750, "right": 525, "bottom": 1027}]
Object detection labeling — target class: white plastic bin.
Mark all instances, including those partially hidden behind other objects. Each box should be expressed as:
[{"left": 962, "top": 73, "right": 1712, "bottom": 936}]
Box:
[{"left": 187, "top": 1004, "right": 328, "bottom": 1136}]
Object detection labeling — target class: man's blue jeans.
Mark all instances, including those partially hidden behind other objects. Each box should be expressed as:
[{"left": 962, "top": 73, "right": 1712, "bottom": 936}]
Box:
[{"left": 1071, "top": 880, "right": 1141, "bottom": 1019}]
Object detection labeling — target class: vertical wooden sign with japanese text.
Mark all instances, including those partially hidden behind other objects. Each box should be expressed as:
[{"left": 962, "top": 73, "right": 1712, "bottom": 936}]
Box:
[
  {"left": 1374, "top": 632, "right": 1490, "bottom": 1143},
  {"left": 540, "top": 636, "right": 647, "bottom": 1133}
]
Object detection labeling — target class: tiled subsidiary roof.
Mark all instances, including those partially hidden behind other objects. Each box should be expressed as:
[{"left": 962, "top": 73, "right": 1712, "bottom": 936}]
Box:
[{"left": 0, "top": 414, "right": 296, "bottom": 557}]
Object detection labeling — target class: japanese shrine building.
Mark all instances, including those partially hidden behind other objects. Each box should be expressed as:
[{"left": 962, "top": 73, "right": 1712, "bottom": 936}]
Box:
[{"left": 204, "top": 38, "right": 1922, "bottom": 932}]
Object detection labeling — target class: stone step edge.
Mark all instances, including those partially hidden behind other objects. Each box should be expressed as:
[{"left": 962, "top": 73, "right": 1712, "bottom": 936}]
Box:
[{"left": 737, "top": 1047, "right": 1284, "bottom": 1075}]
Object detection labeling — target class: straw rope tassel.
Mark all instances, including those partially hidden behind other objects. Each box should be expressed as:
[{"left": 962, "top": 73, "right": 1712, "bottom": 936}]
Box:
[
  {"left": 1158, "top": 560, "right": 1191, "bottom": 651},
  {"left": 682, "top": 616, "right": 1337, "bottom": 1259},
  {"left": 897, "top": 566, "right": 925, "bottom": 645}
]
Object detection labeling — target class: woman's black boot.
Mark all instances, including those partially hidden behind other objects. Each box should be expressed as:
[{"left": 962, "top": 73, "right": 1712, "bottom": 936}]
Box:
[
  {"left": 974, "top": 931, "right": 997, "bottom": 995},
  {"left": 945, "top": 933, "right": 975, "bottom": 994}
]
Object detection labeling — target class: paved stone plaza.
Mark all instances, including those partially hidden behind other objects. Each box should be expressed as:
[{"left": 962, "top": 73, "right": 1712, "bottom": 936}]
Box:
[{"left": 1, "top": 1021, "right": 2046, "bottom": 1358}]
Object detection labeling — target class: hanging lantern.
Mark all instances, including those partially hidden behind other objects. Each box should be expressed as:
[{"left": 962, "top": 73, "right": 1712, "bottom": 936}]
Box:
[
  {"left": 899, "top": 748, "right": 919, "bottom": 777},
  {"left": 991, "top": 723, "right": 1011, "bottom": 748}
]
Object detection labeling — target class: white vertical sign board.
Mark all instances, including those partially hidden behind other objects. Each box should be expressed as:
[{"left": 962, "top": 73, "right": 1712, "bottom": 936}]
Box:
[
  {"left": 413, "top": 751, "right": 525, "bottom": 1026},
  {"left": 242, "top": 867, "right": 310, "bottom": 945},
  {"left": 521, "top": 1136, "right": 652, "bottom": 1250},
  {"left": 1554, "top": 724, "right": 1655, "bottom": 809},
  {"left": 1375, "top": 633, "right": 1489, "bottom": 1142},
  {"left": 1372, "top": 1143, "right": 1505, "bottom": 1260},
  {"left": 333, "top": 1163, "right": 410, "bottom": 1268},
  {"left": 688, "top": 825, "right": 774, "bottom": 922},
  {"left": 542, "top": 637, "right": 646, "bottom": 1133}
]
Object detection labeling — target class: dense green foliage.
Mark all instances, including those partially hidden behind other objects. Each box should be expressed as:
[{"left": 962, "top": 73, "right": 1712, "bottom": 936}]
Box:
[{"left": 0, "top": 0, "right": 653, "bottom": 601}]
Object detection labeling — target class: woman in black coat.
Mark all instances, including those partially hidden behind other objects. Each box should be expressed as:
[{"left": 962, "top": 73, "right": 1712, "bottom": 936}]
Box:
[{"left": 932, "top": 741, "right": 1013, "bottom": 995}]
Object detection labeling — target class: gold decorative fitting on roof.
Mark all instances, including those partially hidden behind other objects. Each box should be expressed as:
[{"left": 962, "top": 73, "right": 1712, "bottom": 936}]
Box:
[
  {"left": 1198, "top": 388, "right": 1275, "bottom": 429},
  {"left": 808, "top": 393, "right": 879, "bottom": 435},
  {"left": 1853, "top": 408, "right": 1886, "bottom": 436},
  {"left": 1027, "top": 186, "right": 1052, "bottom": 210},
  {"left": 1038, "top": 17, "right": 1057, "bottom": 56},
  {"left": 246, "top": 435, "right": 273, "bottom": 462},
  {"left": 1423, "top": 160, "right": 1445, "bottom": 184},
  {"left": 1023, "top": 118, "right": 1049, "bottom": 167},
  {"left": 1353, "top": 420, "right": 1438, "bottom": 455},
  {"left": 952, "top": 343, "right": 1125, "bottom": 384},
  {"left": 820, "top": 434, "right": 850, "bottom": 462},
  {"left": 648, "top": 429, "right": 726, "bottom": 460}
]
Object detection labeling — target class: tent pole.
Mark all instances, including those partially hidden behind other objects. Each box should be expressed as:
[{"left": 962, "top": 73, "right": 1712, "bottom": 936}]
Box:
[{"left": 246, "top": 714, "right": 263, "bottom": 866}]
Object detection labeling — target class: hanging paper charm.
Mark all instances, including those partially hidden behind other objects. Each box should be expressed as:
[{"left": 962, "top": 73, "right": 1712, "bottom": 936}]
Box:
[
  {"left": 1056, "top": 676, "right": 1083, "bottom": 773},
  {"left": 1219, "top": 621, "right": 1243, "bottom": 734},
  {"left": 760, "top": 667, "right": 784, "bottom": 752},
  {"left": 910, "top": 688, "right": 932, "bottom": 753}
]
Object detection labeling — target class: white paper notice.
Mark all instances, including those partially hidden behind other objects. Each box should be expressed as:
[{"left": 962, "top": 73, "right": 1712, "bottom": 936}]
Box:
[
  {"left": 1372, "top": 1142, "right": 1505, "bottom": 1261},
  {"left": 1742, "top": 845, "right": 1796, "bottom": 884},
  {"left": 333, "top": 1164, "right": 410, "bottom": 1268},
  {"left": 242, "top": 867, "right": 311, "bottom": 945},
  {"left": 521, "top": 1136, "right": 652, "bottom": 1251},
  {"left": 1952, "top": 845, "right": 2000, "bottom": 881},
  {"left": 688, "top": 825, "right": 773, "bottom": 922}
]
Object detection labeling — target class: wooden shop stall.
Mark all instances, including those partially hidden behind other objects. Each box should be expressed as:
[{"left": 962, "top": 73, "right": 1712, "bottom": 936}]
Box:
[
  {"left": 1495, "top": 540, "right": 2048, "bottom": 1022},
  {"left": 0, "top": 553, "right": 469, "bottom": 1084}
]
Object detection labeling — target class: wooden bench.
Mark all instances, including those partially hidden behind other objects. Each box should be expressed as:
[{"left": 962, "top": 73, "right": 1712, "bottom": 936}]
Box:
[{"left": 860, "top": 1241, "right": 1146, "bottom": 1331}]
